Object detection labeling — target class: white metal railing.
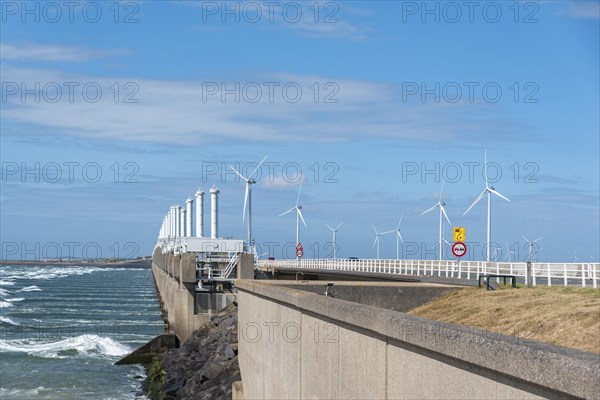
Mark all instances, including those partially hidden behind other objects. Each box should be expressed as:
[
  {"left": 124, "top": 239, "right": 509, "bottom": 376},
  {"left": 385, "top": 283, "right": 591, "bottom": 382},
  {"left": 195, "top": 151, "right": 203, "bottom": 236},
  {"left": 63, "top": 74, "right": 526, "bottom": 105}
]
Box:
[
  {"left": 256, "top": 258, "right": 599, "bottom": 288},
  {"left": 220, "top": 252, "right": 239, "bottom": 280}
]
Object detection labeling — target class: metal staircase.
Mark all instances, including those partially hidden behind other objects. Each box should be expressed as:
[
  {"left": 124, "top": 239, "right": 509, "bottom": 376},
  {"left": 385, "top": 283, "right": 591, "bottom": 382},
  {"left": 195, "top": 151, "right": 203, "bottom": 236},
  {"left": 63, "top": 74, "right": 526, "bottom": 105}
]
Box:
[{"left": 213, "top": 252, "right": 239, "bottom": 281}]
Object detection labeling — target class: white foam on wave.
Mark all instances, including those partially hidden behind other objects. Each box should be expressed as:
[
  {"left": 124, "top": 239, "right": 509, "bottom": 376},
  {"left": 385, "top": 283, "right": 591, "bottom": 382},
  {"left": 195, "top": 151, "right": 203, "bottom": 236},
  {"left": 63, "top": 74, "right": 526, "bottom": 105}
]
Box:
[
  {"left": 0, "top": 280, "right": 15, "bottom": 286},
  {"left": 17, "top": 285, "right": 42, "bottom": 292},
  {"left": 6, "top": 297, "right": 25, "bottom": 302},
  {"left": 1, "top": 266, "right": 106, "bottom": 281},
  {"left": 0, "top": 301, "right": 13, "bottom": 308},
  {"left": 0, "top": 316, "right": 18, "bottom": 325},
  {"left": 0, "top": 288, "right": 10, "bottom": 296},
  {"left": 0, "top": 334, "right": 132, "bottom": 359},
  {"left": 0, "top": 387, "right": 48, "bottom": 398}
]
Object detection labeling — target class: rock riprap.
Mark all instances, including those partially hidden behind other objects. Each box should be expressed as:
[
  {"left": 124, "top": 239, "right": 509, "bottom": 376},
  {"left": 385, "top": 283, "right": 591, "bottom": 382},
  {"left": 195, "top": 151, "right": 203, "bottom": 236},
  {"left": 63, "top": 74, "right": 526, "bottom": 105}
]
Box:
[{"left": 158, "top": 303, "right": 240, "bottom": 400}]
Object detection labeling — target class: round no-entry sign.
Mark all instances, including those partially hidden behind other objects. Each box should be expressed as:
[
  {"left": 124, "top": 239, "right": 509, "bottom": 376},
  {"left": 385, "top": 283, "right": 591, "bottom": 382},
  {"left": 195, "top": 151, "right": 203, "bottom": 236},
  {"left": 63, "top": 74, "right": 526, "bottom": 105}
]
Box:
[
  {"left": 451, "top": 242, "right": 467, "bottom": 258},
  {"left": 296, "top": 243, "right": 304, "bottom": 258}
]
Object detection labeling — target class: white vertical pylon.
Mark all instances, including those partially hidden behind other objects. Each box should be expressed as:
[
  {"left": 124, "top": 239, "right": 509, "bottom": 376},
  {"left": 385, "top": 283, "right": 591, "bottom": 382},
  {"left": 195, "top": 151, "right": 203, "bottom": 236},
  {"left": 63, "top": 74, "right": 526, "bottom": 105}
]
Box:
[
  {"left": 186, "top": 198, "right": 193, "bottom": 238},
  {"left": 210, "top": 185, "right": 220, "bottom": 239},
  {"left": 175, "top": 205, "right": 181, "bottom": 238},
  {"left": 195, "top": 188, "right": 204, "bottom": 237},
  {"left": 180, "top": 208, "right": 186, "bottom": 237},
  {"left": 169, "top": 206, "right": 175, "bottom": 238}
]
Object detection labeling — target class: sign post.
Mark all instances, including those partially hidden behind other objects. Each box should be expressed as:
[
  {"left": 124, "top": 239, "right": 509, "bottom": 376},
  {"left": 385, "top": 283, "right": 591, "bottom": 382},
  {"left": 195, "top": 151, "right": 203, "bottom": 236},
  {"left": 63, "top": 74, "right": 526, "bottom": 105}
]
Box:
[
  {"left": 451, "top": 242, "right": 467, "bottom": 258},
  {"left": 453, "top": 227, "right": 466, "bottom": 242},
  {"left": 295, "top": 243, "right": 304, "bottom": 259}
]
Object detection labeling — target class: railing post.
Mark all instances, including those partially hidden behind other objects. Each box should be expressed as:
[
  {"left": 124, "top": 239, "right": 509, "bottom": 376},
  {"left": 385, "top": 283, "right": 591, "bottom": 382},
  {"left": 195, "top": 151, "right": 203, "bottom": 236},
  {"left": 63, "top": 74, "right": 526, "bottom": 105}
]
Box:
[
  {"left": 547, "top": 263, "right": 551, "bottom": 286},
  {"left": 563, "top": 264, "right": 567, "bottom": 286},
  {"left": 581, "top": 264, "right": 586, "bottom": 288}
]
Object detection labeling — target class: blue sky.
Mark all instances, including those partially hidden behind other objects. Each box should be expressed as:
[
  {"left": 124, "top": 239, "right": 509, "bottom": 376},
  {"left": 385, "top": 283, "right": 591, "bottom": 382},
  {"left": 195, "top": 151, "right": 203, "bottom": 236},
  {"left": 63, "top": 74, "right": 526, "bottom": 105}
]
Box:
[{"left": 1, "top": 0, "right": 598, "bottom": 262}]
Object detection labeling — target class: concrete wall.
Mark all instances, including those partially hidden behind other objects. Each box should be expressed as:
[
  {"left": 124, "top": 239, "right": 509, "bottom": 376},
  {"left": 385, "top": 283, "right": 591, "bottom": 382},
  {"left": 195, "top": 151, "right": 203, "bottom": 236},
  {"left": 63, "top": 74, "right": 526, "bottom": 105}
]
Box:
[
  {"left": 152, "top": 248, "right": 208, "bottom": 343},
  {"left": 282, "top": 282, "right": 459, "bottom": 313},
  {"left": 236, "top": 280, "right": 600, "bottom": 400}
]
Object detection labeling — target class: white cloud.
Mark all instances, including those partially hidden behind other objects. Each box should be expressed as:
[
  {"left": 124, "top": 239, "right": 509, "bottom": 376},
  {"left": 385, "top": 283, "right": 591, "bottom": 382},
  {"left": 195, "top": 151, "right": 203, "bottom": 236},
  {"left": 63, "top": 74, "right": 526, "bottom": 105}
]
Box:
[
  {"left": 554, "top": 1, "right": 600, "bottom": 19},
  {"left": 261, "top": 175, "right": 302, "bottom": 190},
  {"left": 180, "top": 1, "right": 370, "bottom": 41},
  {"left": 0, "top": 42, "right": 129, "bottom": 62},
  {"left": 1, "top": 63, "right": 531, "bottom": 145}
]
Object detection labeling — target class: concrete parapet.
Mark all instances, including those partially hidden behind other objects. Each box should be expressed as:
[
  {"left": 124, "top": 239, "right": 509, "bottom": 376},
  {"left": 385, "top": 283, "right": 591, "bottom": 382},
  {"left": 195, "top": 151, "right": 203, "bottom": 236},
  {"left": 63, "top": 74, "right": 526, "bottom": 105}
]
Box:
[
  {"left": 236, "top": 280, "right": 600, "bottom": 400},
  {"left": 152, "top": 248, "right": 197, "bottom": 343},
  {"left": 237, "top": 253, "right": 255, "bottom": 280}
]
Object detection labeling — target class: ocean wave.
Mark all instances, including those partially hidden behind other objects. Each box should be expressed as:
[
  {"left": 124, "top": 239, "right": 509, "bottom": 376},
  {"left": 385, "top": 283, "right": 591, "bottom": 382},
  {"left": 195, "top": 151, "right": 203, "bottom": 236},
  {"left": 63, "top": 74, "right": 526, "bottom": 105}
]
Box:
[
  {"left": 0, "top": 301, "right": 13, "bottom": 308},
  {"left": 0, "top": 280, "right": 15, "bottom": 286},
  {"left": 0, "top": 335, "right": 132, "bottom": 359},
  {"left": 0, "top": 387, "right": 48, "bottom": 398},
  {"left": 0, "top": 316, "right": 18, "bottom": 325},
  {"left": 0, "top": 266, "right": 134, "bottom": 282},
  {"left": 17, "top": 285, "right": 42, "bottom": 292},
  {"left": 0, "top": 288, "right": 11, "bottom": 296},
  {"left": 7, "top": 297, "right": 25, "bottom": 302}
]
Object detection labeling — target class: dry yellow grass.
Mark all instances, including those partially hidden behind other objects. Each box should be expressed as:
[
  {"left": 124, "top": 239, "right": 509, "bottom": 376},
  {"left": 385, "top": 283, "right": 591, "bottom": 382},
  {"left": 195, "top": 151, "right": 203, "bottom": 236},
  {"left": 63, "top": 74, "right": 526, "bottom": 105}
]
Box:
[{"left": 408, "top": 286, "right": 600, "bottom": 354}]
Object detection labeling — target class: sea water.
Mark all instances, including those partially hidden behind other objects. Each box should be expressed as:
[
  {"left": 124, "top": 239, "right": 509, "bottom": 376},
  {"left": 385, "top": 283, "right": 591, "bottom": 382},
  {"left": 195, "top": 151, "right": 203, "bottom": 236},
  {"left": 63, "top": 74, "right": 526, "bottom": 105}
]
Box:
[{"left": 0, "top": 264, "right": 164, "bottom": 399}]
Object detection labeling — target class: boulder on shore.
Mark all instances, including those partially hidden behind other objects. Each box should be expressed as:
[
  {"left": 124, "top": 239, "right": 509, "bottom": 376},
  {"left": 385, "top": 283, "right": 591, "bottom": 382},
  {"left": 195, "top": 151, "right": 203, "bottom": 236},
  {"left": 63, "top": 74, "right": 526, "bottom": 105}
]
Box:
[{"left": 158, "top": 303, "right": 240, "bottom": 400}]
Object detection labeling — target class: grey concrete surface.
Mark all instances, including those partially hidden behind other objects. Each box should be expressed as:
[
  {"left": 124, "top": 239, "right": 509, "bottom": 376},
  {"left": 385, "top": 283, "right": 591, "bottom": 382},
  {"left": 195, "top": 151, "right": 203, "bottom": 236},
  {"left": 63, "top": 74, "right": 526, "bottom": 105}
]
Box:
[
  {"left": 282, "top": 281, "right": 459, "bottom": 312},
  {"left": 236, "top": 280, "right": 600, "bottom": 400}
]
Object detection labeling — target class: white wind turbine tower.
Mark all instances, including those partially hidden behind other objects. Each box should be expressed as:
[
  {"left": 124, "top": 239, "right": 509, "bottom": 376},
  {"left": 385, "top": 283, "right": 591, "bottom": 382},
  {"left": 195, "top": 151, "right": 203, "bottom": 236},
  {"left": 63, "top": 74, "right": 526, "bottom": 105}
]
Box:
[
  {"left": 229, "top": 156, "right": 268, "bottom": 251},
  {"left": 463, "top": 151, "right": 510, "bottom": 262},
  {"left": 279, "top": 181, "right": 307, "bottom": 260},
  {"left": 522, "top": 236, "right": 543, "bottom": 262},
  {"left": 372, "top": 225, "right": 382, "bottom": 259},
  {"left": 505, "top": 243, "right": 515, "bottom": 262},
  {"left": 421, "top": 180, "right": 451, "bottom": 261},
  {"left": 325, "top": 222, "right": 343, "bottom": 259},
  {"left": 372, "top": 225, "right": 390, "bottom": 259},
  {"left": 383, "top": 215, "right": 405, "bottom": 260}
]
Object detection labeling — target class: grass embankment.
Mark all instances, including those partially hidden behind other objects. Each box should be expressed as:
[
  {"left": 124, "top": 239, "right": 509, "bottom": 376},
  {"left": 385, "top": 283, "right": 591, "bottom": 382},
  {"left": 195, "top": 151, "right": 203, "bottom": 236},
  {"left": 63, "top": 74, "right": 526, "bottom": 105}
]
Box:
[{"left": 408, "top": 286, "right": 600, "bottom": 354}]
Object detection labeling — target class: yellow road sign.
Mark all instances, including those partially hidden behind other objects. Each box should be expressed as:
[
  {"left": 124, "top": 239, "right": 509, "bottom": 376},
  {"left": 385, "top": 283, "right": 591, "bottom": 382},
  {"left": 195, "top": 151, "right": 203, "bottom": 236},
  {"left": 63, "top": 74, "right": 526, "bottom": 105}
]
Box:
[{"left": 453, "top": 227, "right": 466, "bottom": 242}]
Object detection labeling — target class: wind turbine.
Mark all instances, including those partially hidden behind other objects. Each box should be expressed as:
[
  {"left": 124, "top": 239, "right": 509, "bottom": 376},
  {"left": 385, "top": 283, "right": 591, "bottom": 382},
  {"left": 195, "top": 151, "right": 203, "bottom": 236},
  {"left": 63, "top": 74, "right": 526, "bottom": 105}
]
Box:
[
  {"left": 279, "top": 181, "right": 307, "bottom": 259},
  {"left": 522, "top": 236, "right": 542, "bottom": 262},
  {"left": 372, "top": 225, "right": 385, "bottom": 259},
  {"left": 504, "top": 243, "right": 515, "bottom": 262},
  {"left": 325, "top": 222, "right": 343, "bottom": 259},
  {"left": 229, "top": 156, "right": 268, "bottom": 250},
  {"left": 384, "top": 215, "right": 405, "bottom": 260},
  {"left": 421, "top": 180, "right": 451, "bottom": 261},
  {"left": 463, "top": 150, "right": 510, "bottom": 261}
]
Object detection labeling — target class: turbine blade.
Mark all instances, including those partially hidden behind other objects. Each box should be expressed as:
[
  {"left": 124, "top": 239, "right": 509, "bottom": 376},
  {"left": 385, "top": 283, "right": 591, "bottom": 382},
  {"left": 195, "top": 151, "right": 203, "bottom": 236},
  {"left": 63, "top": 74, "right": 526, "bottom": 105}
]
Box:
[
  {"left": 397, "top": 215, "right": 403, "bottom": 229},
  {"left": 242, "top": 184, "right": 249, "bottom": 222},
  {"left": 372, "top": 236, "right": 378, "bottom": 248},
  {"left": 521, "top": 235, "right": 530, "bottom": 243},
  {"left": 325, "top": 224, "right": 334, "bottom": 231},
  {"left": 229, "top": 165, "right": 248, "bottom": 182},
  {"left": 372, "top": 224, "right": 378, "bottom": 235},
  {"left": 335, "top": 221, "right": 344, "bottom": 230},
  {"left": 489, "top": 188, "right": 510, "bottom": 202},
  {"left": 279, "top": 207, "right": 295, "bottom": 217},
  {"left": 397, "top": 231, "right": 404, "bottom": 243},
  {"left": 421, "top": 204, "right": 438, "bottom": 215},
  {"left": 440, "top": 205, "right": 451, "bottom": 225},
  {"left": 296, "top": 181, "right": 303, "bottom": 206},
  {"left": 463, "top": 190, "right": 486, "bottom": 216},
  {"left": 297, "top": 208, "right": 307, "bottom": 227},
  {"left": 484, "top": 149, "right": 488, "bottom": 188},
  {"left": 248, "top": 155, "right": 268, "bottom": 180},
  {"left": 534, "top": 237, "right": 543, "bottom": 243},
  {"left": 439, "top": 179, "right": 445, "bottom": 202}
]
